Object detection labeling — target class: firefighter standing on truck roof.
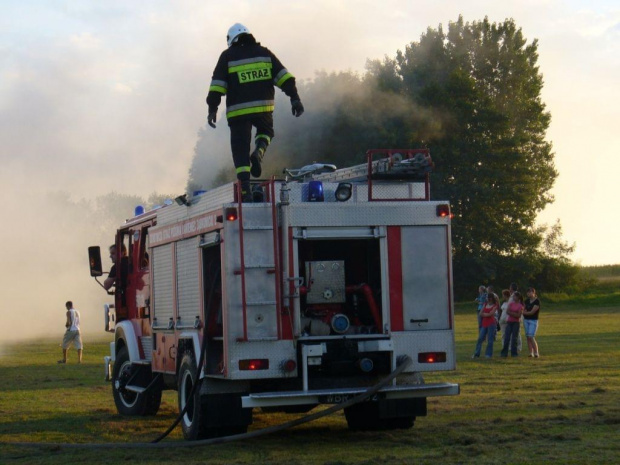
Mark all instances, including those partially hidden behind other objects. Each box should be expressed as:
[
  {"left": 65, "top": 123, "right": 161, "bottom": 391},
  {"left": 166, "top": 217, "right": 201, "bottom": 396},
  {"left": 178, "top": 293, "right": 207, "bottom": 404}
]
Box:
[{"left": 206, "top": 23, "right": 304, "bottom": 202}]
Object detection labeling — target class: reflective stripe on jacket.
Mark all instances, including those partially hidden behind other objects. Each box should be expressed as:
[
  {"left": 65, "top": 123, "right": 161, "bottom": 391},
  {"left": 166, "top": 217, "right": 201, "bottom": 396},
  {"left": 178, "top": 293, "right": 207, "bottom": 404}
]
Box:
[{"left": 207, "top": 42, "right": 299, "bottom": 120}]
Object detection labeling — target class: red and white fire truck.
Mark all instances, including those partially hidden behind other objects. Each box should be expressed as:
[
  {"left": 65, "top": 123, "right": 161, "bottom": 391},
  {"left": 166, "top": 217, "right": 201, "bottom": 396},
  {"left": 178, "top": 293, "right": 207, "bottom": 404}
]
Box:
[{"left": 88, "top": 149, "right": 459, "bottom": 440}]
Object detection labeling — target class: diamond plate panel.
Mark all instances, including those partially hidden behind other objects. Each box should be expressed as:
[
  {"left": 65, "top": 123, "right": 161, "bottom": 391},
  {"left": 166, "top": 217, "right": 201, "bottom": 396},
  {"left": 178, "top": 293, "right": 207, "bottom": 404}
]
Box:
[
  {"left": 223, "top": 207, "right": 278, "bottom": 341},
  {"left": 401, "top": 226, "right": 450, "bottom": 331},
  {"left": 156, "top": 182, "right": 235, "bottom": 227},
  {"left": 286, "top": 182, "right": 427, "bottom": 203},
  {"left": 288, "top": 202, "right": 449, "bottom": 227},
  {"left": 391, "top": 331, "right": 456, "bottom": 372},
  {"left": 226, "top": 340, "right": 298, "bottom": 380}
]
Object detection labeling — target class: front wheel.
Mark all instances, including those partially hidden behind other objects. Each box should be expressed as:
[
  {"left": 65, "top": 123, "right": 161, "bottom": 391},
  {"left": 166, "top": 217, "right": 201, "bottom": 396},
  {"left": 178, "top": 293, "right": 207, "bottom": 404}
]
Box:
[{"left": 112, "top": 346, "right": 161, "bottom": 416}]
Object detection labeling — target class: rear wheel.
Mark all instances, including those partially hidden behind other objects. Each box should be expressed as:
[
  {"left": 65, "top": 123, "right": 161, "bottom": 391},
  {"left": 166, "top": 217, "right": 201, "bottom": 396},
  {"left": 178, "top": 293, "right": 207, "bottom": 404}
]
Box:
[
  {"left": 178, "top": 351, "right": 252, "bottom": 440},
  {"left": 112, "top": 346, "right": 162, "bottom": 416},
  {"left": 178, "top": 352, "right": 219, "bottom": 440}
]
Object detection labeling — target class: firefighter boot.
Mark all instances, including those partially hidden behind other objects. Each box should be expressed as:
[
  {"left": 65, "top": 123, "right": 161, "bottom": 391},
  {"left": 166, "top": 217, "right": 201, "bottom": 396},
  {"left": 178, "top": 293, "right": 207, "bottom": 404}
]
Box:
[
  {"left": 250, "top": 140, "right": 268, "bottom": 178},
  {"left": 240, "top": 181, "right": 253, "bottom": 203},
  {"left": 252, "top": 184, "right": 265, "bottom": 203}
]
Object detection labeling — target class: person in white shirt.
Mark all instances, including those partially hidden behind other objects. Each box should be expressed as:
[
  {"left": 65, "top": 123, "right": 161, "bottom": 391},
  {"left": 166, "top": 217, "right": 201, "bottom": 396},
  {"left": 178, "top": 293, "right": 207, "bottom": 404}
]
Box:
[{"left": 58, "top": 301, "right": 83, "bottom": 364}]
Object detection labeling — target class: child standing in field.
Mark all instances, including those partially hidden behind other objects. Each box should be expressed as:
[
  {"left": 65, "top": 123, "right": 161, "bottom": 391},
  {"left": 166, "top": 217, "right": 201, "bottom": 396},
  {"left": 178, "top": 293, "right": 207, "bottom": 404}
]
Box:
[
  {"left": 523, "top": 287, "right": 541, "bottom": 357},
  {"left": 472, "top": 293, "right": 500, "bottom": 358},
  {"left": 508, "top": 283, "right": 523, "bottom": 353},
  {"left": 486, "top": 285, "right": 500, "bottom": 340},
  {"left": 501, "top": 291, "right": 524, "bottom": 357},
  {"left": 499, "top": 289, "right": 511, "bottom": 335},
  {"left": 474, "top": 285, "right": 487, "bottom": 329}
]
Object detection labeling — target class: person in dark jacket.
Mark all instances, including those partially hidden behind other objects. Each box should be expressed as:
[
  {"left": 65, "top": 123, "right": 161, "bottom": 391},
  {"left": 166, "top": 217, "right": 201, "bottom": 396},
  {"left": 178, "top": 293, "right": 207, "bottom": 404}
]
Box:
[{"left": 206, "top": 23, "right": 304, "bottom": 202}]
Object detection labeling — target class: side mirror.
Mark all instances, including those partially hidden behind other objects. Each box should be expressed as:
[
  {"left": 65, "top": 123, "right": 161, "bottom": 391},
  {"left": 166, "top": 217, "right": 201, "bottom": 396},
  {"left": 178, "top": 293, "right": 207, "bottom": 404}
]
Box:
[{"left": 88, "top": 246, "right": 103, "bottom": 277}]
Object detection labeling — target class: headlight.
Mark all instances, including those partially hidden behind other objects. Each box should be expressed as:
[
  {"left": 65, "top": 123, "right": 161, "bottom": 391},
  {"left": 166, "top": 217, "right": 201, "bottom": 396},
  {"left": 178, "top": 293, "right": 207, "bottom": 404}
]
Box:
[{"left": 335, "top": 182, "right": 352, "bottom": 202}]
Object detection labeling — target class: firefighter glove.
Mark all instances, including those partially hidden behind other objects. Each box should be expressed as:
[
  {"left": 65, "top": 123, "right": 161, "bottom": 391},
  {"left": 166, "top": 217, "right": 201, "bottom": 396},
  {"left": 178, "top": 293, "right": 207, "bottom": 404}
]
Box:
[
  {"left": 291, "top": 100, "right": 304, "bottom": 117},
  {"left": 208, "top": 111, "right": 217, "bottom": 128}
]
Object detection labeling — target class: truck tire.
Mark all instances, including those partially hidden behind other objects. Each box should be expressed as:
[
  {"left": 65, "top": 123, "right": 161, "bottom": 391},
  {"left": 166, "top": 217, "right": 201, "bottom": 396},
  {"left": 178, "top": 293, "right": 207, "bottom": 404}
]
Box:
[
  {"left": 112, "top": 345, "right": 162, "bottom": 416},
  {"left": 344, "top": 401, "right": 415, "bottom": 431},
  {"left": 178, "top": 351, "right": 219, "bottom": 440}
]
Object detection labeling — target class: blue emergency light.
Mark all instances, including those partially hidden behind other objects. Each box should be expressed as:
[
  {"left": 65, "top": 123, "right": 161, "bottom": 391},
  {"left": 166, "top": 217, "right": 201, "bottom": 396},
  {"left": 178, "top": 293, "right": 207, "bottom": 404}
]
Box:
[{"left": 308, "top": 181, "right": 324, "bottom": 202}]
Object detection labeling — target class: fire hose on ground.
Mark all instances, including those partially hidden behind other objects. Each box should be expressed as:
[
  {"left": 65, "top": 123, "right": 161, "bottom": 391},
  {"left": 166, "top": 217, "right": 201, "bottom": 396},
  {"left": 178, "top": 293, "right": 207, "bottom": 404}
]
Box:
[{"left": 6, "top": 355, "right": 413, "bottom": 450}]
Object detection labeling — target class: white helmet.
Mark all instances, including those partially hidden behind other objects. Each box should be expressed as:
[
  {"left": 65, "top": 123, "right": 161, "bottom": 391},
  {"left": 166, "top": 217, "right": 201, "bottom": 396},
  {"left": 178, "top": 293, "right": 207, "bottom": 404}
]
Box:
[{"left": 227, "top": 23, "right": 250, "bottom": 48}]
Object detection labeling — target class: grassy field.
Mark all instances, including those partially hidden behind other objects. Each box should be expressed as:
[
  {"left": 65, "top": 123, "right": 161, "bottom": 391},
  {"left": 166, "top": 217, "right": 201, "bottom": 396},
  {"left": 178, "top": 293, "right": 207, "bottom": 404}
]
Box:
[{"left": 1, "top": 281, "right": 619, "bottom": 464}]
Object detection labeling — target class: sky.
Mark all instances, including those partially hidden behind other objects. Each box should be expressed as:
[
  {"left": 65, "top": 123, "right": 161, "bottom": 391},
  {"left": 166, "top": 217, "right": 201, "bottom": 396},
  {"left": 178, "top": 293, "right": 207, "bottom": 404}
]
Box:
[{"left": 0, "top": 0, "right": 618, "bottom": 340}]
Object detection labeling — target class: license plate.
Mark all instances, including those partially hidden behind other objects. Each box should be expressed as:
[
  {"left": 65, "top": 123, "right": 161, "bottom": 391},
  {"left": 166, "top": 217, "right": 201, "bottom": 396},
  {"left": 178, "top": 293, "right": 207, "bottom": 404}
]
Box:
[{"left": 318, "top": 393, "right": 381, "bottom": 404}]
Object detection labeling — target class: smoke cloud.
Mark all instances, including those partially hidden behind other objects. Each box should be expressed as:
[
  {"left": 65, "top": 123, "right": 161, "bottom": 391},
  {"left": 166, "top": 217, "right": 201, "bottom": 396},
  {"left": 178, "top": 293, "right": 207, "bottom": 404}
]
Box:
[
  {"left": 0, "top": 190, "right": 151, "bottom": 343},
  {"left": 187, "top": 70, "right": 446, "bottom": 189},
  {"left": 1, "top": 1, "right": 619, "bottom": 349}
]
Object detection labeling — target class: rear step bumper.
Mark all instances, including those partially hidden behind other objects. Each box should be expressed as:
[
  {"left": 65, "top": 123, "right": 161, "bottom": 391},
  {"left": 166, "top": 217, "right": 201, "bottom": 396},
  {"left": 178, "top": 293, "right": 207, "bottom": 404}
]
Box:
[{"left": 242, "top": 382, "right": 459, "bottom": 408}]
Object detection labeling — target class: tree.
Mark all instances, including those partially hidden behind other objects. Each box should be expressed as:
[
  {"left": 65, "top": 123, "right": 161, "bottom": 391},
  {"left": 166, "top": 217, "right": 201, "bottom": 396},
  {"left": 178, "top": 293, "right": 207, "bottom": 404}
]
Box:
[
  {"left": 534, "top": 221, "right": 592, "bottom": 293},
  {"left": 365, "top": 17, "right": 558, "bottom": 296}
]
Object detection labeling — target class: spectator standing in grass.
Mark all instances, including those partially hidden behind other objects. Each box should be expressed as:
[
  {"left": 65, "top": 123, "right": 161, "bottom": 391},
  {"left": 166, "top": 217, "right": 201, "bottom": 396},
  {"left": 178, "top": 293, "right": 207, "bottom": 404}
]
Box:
[
  {"left": 509, "top": 282, "right": 518, "bottom": 300},
  {"left": 486, "top": 285, "right": 500, "bottom": 339},
  {"left": 501, "top": 291, "right": 524, "bottom": 357},
  {"left": 58, "top": 301, "right": 82, "bottom": 364},
  {"left": 508, "top": 282, "right": 523, "bottom": 353},
  {"left": 499, "top": 289, "right": 511, "bottom": 335},
  {"left": 474, "top": 285, "right": 487, "bottom": 329},
  {"left": 472, "top": 292, "right": 500, "bottom": 358},
  {"left": 523, "top": 287, "right": 541, "bottom": 357},
  {"left": 486, "top": 285, "right": 499, "bottom": 302}
]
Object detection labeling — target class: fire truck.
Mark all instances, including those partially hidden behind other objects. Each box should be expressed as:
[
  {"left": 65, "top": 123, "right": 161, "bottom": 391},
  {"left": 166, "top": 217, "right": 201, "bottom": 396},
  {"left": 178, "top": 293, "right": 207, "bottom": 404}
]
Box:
[{"left": 88, "top": 149, "right": 459, "bottom": 440}]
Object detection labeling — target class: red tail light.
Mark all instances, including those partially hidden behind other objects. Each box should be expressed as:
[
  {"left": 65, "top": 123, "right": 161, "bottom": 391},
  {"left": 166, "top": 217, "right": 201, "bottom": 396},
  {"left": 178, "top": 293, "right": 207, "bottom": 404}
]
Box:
[
  {"left": 436, "top": 205, "right": 452, "bottom": 218},
  {"left": 239, "top": 359, "right": 269, "bottom": 370},
  {"left": 418, "top": 352, "right": 447, "bottom": 363},
  {"left": 225, "top": 207, "right": 238, "bottom": 221}
]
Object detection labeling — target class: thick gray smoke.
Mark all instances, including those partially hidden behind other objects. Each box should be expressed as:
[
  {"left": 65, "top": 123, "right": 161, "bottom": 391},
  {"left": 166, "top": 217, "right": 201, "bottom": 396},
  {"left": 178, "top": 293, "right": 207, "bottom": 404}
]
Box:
[
  {"left": 186, "top": 70, "right": 445, "bottom": 189},
  {"left": 0, "top": 54, "right": 444, "bottom": 351},
  {"left": 0, "top": 190, "right": 165, "bottom": 344}
]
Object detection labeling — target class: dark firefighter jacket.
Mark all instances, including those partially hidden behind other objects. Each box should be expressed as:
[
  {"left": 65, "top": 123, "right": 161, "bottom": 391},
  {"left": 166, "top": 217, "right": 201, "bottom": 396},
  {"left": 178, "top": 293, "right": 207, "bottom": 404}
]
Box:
[{"left": 206, "top": 41, "right": 300, "bottom": 120}]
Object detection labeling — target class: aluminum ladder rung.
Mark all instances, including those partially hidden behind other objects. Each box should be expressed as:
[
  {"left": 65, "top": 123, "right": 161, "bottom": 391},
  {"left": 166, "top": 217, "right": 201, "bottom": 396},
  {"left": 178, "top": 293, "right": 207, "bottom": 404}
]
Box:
[
  {"left": 243, "top": 263, "right": 275, "bottom": 269},
  {"left": 246, "top": 301, "right": 277, "bottom": 306},
  {"left": 241, "top": 226, "right": 274, "bottom": 230}
]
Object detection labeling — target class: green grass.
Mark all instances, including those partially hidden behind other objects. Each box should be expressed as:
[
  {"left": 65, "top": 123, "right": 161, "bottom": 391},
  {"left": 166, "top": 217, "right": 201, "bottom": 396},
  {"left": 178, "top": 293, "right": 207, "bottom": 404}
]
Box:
[{"left": 1, "top": 289, "right": 619, "bottom": 464}]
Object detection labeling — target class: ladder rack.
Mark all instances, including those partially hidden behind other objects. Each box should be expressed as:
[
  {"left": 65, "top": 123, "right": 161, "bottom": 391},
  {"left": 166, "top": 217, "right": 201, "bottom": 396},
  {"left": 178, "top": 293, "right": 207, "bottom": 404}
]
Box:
[{"left": 301, "top": 149, "right": 434, "bottom": 201}]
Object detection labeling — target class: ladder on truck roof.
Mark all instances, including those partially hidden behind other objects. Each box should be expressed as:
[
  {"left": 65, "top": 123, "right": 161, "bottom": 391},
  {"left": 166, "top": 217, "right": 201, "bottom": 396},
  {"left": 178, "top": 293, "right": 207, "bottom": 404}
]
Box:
[{"left": 285, "top": 149, "right": 434, "bottom": 201}]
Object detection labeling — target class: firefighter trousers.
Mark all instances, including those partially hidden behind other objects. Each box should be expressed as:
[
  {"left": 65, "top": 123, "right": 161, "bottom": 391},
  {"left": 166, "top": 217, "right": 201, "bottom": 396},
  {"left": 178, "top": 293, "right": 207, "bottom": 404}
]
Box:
[{"left": 228, "top": 113, "right": 274, "bottom": 181}]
